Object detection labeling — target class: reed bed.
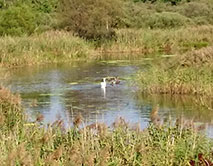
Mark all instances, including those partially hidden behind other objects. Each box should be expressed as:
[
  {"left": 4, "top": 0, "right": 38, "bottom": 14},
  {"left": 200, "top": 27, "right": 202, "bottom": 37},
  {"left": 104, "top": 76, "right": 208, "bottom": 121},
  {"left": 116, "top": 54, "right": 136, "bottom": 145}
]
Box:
[
  {"left": 0, "top": 87, "right": 213, "bottom": 165},
  {"left": 98, "top": 25, "right": 213, "bottom": 57},
  {"left": 0, "top": 30, "right": 94, "bottom": 67},
  {"left": 1, "top": 25, "right": 213, "bottom": 66},
  {"left": 137, "top": 44, "right": 213, "bottom": 99},
  {"left": 137, "top": 66, "right": 213, "bottom": 95},
  {"left": 174, "top": 46, "right": 213, "bottom": 68}
]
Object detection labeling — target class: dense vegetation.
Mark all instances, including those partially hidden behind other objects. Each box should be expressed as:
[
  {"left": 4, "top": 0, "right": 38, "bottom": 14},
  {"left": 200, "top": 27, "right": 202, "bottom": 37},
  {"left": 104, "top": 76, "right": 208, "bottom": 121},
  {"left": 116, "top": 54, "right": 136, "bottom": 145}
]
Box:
[
  {"left": 1, "top": 0, "right": 213, "bottom": 165},
  {"left": 0, "top": 87, "right": 213, "bottom": 165},
  {"left": 0, "top": 0, "right": 213, "bottom": 65},
  {"left": 0, "top": 0, "right": 213, "bottom": 39},
  {"left": 0, "top": 0, "right": 212, "bottom": 99}
]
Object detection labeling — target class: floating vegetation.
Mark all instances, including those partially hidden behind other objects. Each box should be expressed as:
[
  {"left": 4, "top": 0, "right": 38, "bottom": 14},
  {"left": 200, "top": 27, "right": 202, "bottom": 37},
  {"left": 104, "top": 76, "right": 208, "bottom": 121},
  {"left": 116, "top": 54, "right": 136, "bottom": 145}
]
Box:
[
  {"left": 69, "top": 82, "right": 79, "bottom": 85},
  {"left": 161, "top": 54, "right": 177, "bottom": 58},
  {"left": 39, "top": 93, "right": 63, "bottom": 97}
]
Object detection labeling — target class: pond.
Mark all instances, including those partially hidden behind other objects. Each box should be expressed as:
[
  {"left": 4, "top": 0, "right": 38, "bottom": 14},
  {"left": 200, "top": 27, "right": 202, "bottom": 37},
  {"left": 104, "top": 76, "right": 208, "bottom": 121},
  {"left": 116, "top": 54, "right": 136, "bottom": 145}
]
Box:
[{"left": 2, "top": 61, "right": 213, "bottom": 137}]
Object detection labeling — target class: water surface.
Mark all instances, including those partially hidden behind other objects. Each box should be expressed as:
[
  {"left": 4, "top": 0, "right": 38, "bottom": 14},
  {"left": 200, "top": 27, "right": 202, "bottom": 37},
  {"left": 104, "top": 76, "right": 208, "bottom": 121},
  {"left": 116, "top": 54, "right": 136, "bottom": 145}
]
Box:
[{"left": 2, "top": 61, "right": 213, "bottom": 136}]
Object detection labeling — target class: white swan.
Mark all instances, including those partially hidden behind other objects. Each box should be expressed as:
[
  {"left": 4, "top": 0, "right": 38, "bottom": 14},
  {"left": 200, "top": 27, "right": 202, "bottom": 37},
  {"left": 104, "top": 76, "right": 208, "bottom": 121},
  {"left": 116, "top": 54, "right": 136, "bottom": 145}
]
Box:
[{"left": 101, "top": 78, "right": 107, "bottom": 88}]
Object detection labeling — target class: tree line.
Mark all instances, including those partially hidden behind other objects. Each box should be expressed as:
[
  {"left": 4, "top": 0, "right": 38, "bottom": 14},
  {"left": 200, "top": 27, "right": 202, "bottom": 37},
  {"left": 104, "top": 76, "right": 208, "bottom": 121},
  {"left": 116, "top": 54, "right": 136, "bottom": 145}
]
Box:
[{"left": 0, "top": 0, "right": 212, "bottom": 41}]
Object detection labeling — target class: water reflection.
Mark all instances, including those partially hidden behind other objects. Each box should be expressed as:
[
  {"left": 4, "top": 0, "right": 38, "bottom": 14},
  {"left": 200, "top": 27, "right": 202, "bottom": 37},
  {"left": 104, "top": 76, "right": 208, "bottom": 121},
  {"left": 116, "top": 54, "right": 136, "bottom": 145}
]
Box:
[{"left": 2, "top": 61, "right": 213, "bottom": 136}]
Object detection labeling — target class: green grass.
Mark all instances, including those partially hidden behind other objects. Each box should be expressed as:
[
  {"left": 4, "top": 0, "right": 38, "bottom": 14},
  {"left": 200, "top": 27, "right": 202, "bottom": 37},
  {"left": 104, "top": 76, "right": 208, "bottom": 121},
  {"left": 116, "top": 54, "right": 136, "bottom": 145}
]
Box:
[
  {"left": 136, "top": 45, "right": 213, "bottom": 110},
  {"left": 137, "top": 65, "right": 213, "bottom": 95},
  {"left": 1, "top": 0, "right": 213, "bottom": 164},
  {"left": 1, "top": 25, "right": 213, "bottom": 66},
  {"left": 0, "top": 31, "right": 94, "bottom": 67},
  {"left": 97, "top": 25, "right": 213, "bottom": 57},
  {"left": 0, "top": 86, "right": 213, "bottom": 165}
]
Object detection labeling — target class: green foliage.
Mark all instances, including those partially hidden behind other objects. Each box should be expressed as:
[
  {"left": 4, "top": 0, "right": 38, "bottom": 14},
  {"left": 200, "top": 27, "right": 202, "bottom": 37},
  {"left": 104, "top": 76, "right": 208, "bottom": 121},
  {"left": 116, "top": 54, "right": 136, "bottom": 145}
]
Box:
[
  {"left": 142, "top": 12, "right": 191, "bottom": 29},
  {"left": 0, "top": 31, "right": 94, "bottom": 66},
  {"left": 0, "top": 0, "right": 58, "bottom": 12},
  {"left": 0, "top": 0, "right": 14, "bottom": 9},
  {"left": 0, "top": 98, "right": 212, "bottom": 165},
  {"left": 0, "top": 0, "right": 213, "bottom": 37},
  {"left": 124, "top": 0, "right": 213, "bottom": 29},
  {"left": 0, "top": 0, "right": 58, "bottom": 36},
  {"left": 177, "top": 1, "right": 213, "bottom": 25},
  {"left": 123, "top": 1, "right": 191, "bottom": 29},
  {"left": 31, "top": 0, "right": 58, "bottom": 13},
  {"left": 0, "top": 4, "right": 38, "bottom": 36},
  {"left": 0, "top": 86, "right": 212, "bottom": 165},
  {"left": 136, "top": 45, "right": 213, "bottom": 96},
  {"left": 59, "top": 0, "right": 123, "bottom": 41}
]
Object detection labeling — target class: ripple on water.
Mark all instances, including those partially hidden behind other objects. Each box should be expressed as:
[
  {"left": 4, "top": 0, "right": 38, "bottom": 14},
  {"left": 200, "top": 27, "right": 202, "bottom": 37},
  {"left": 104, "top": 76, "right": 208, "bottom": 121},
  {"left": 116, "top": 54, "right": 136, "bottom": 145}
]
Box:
[{"left": 3, "top": 62, "right": 213, "bottom": 137}]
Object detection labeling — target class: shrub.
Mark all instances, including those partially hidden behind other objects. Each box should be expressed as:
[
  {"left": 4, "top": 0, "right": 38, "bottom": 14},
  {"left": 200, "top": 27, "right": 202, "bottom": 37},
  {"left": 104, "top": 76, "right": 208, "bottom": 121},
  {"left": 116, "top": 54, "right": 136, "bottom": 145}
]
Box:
[
  {"left": 142, "top": 12, "right": 192, "bottom": 29},
  {"left": 177, "top": 1, "right": 213, "bottom": 25},
  {"left": 59, "top": 0, "right": 124, "bottom": 41},
  {"left": 0, "top": 0, "right": 59, "bottom": 36},
  {"left": 31, "top": 0, "right": 58, "bottom": 13},
  {"left": 123, "top": 2, "right": 193, "bottom": 29},
  {"left": 0, "top": 4, "right": 38, "bottom": 36}
]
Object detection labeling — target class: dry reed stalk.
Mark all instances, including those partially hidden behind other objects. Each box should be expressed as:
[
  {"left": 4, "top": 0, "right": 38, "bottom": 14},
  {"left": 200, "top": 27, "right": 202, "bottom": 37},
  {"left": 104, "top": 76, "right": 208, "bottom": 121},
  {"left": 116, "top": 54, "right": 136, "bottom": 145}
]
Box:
[
  {"left": 113, "top": 117, "right": 129, "bottom": 129},
  {"left": 73, "top": 113, "right": 83, "bottom": 128},
  {"left": 36, "top": 114, "right": 44, "bottom": 122},
  {"left": 0, "top": 86, "right": 21, "bottom": 106},
  {"left": 150, "top": 105, "right": 161, "bottom": 126},
  {"left": 68, "top": 145, "right": 82, "bottom": 165},
  {"left": 99, "top": 146, "right": 110, "bottom": 166},
  {"left": 52, "top": 145, "right": 63, "bottom": 160}
]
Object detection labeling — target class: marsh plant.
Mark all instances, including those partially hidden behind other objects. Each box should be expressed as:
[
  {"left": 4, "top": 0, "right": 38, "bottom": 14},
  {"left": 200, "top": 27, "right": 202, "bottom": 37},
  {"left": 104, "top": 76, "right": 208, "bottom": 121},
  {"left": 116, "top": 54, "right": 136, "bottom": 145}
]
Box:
[
  {"left": 137, "top": 45, "right": 213, "bottom": 96},
  {"left": 0, "top": 87, "right": 213, "bottom": 165},
  {"left": 1, "top": 25, "right": 213, "bottom": 67}
]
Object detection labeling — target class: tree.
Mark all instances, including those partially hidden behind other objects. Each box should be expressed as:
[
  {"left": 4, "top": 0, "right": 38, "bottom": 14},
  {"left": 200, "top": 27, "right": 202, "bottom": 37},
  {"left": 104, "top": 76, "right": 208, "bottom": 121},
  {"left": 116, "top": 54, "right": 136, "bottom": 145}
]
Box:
[
  {"left": 0, "top": 4, "right": 38, "bottom": 36},
  {"left": 0, "top": 0, "right": 58, "bottom": 36},
  {"left": 59, "top": 0, "right": 123, "bottom": 41}
]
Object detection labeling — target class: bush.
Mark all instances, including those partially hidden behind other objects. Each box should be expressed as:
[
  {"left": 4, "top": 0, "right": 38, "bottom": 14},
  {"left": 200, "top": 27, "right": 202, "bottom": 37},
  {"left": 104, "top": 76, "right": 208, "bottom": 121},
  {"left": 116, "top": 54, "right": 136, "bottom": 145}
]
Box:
[
  {"left": 122, "top": 1, "right": 194, "bottom": 29},
  {"left": 59, "top": 0, "right": 123, "bottom": 41},
  {"left": 142, "top": 12, "right": 192, "bottom": 29},
  {"left": 177, "top": 1, "right": 213, "bottom": 25},
  {"left": 0, "top": 0, "right": 58, "bottom": 36},
  {"left": 31, "top": 0, "right": 58, "bottom": 13},
  {"left": 0, "top": 4, "right": 38, "bottom": 36}
]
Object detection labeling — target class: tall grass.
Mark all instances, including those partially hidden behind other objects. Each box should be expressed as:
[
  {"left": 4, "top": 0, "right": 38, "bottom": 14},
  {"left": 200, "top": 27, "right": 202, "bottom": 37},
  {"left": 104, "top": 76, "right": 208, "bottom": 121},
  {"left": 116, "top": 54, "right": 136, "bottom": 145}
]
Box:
[
  {"left": 1, "top": 25, "right": 213, "bottom": 66},
  {"left": 0, "top": 86, "right": 23, "bottom": 130},
  {"left": 136, "top": 45, "right": 213, "bottom": 109},
  {"left": 0, "top": 87, "right": 213, "bottom": 165},
  {"left": 137, "top": 65, "right": 213, "bottom": 95},
  {"left": 0, "top": 30, "right": 94, "bottom": 67},
  {"left": 98, "top": 25, "right": 213, "bottom": 57}
]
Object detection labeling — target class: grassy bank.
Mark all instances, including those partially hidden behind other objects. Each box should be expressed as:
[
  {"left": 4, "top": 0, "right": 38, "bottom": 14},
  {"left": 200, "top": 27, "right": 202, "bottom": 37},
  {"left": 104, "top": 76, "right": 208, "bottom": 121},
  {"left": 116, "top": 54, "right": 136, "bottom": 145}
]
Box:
[
  {"left": 0, "top": 31, "right": 94, "bottom": 67},
  {"left": 1, "top": 25, "right": 213, "bottom": 67},
  {"left": 137, "top": 65, "right": 213, "bottom": 95},
  {"left": 136, "top": 45, "right": 213, "bottom": 110},
  {"left": 99, "top": 25, "right": 213, "bottom": 56},
  {"left": 0, "top": 87, "right": 213, "bottom": 165},
  {"left": 137, "top": 45, "right": 213, "bottom": 95}
]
